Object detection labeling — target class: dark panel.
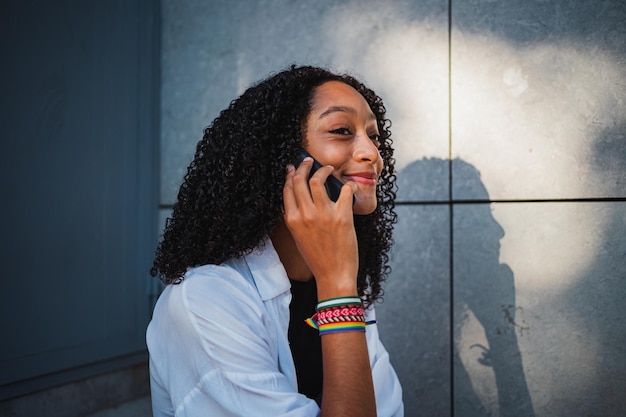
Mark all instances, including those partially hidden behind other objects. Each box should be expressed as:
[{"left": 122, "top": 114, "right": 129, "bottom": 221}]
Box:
[{"left": 0, "top": 0, "right": 159, "bottom": 398}]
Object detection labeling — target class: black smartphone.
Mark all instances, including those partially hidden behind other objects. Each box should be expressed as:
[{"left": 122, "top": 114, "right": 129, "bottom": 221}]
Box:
[{"left": 295, "top": 148, "right": 346, "bottom": 203}]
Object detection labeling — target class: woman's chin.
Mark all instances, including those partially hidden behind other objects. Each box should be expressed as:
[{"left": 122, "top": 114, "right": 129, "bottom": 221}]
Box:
[{"left": 352, "top": 198, "right": 378, "bottom": 215}]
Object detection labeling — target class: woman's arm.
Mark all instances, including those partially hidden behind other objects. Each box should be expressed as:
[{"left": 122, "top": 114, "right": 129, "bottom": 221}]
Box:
[
  {"left": 283, "top": 158, "right": 377, "bottom": 417},
  {"left": 320, "top": 332, "right": 376, "bottom": 416}
]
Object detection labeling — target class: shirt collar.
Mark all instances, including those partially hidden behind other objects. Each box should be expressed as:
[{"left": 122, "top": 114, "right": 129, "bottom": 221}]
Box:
[{"left": 244, "top": 237, "right": 291, "bottom": 301}]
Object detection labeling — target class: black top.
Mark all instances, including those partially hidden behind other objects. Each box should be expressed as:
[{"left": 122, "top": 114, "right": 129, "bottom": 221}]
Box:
[{"left": 288, "top": 279, "right": 323, "bottom": 402}]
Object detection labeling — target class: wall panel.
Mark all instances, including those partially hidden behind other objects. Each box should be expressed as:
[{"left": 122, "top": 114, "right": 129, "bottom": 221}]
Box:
[
  {"left": 380, "top": 204, "right": 451, "bottom": 417},
  {"left": 0, "top": 0, "right": 159, "bottom": 399},
  {"left": 454, "top": 201, "right": 626, "bottom": 416},
  {"left": 451, "top": 0, "right": 626, "bottom": 200},
  {"left": 161, "top": 0, "right": 450, "bottom": 204}
]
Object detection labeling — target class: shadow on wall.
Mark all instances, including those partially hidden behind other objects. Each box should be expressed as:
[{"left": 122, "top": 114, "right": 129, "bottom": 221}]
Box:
[
  {"left": 384, "top": 158, "right": 534, "bottom": 417},
  {"left": 451, "top": 159, "right": 534, "bottom": 417}
]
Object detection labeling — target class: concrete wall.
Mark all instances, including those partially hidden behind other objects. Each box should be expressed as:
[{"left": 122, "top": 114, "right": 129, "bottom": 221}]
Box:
[{"left": 160, "top": 1, "right": 626, "bottom": 416}]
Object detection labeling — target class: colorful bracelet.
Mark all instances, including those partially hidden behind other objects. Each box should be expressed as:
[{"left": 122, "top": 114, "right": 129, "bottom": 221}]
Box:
[{"left": 305, "top": 296, "right": 371, "bottom": 335}]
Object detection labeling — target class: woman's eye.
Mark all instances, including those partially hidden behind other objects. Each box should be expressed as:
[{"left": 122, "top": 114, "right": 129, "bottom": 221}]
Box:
[
  {"left": 330, "top": 127, "right": 351, "bottom": 135},
  {"left": 370, "top": 134, "right": 381, "bottom": 147}
]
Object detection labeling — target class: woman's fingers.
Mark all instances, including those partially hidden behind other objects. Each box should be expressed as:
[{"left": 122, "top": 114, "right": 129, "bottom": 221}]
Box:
[
  {"left": 282, "top": 164, "right": 297, "bottom": 211},
  {"left": 290, "top": 158, "right": 339, "bottom": 210},
  {"left": 284, "top": 156, "right": 356, "bottom": 222},
  {"left": 290, "top": 157, "right": 314, "bottom": 210},
  {"left": 307, "top": 165, "right": 336, "bottom": 205},
  {"left": 336, "top": 181, "right": 357, "bottom": 212}
]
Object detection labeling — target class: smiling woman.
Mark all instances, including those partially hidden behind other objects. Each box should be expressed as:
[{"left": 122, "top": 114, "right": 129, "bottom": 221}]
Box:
[{"left": 147, "top": 65, "right": 403, "bottom": 417}]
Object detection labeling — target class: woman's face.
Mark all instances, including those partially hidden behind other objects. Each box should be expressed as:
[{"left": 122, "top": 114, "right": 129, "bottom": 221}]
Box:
[{"left": 303, "top": 81, "right": 384, "bottom": 215}]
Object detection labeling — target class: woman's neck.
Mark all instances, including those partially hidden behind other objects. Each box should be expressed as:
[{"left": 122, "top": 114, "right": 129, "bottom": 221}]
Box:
[{"left": 270, "top": 220, "right": 314, "bottom": 282}]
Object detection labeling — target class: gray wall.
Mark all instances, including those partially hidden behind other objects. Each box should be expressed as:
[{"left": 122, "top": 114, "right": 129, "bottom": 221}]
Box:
[{"left": 160, "top": 1, "right": 626, "bottom": 416}]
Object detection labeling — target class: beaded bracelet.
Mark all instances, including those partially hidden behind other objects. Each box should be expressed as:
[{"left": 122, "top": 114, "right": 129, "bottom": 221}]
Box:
[{"left": 305, "top": 296, "right": 372, "bottom": 335}]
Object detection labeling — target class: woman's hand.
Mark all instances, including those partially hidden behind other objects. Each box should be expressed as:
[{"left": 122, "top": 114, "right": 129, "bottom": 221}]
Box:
[
  {"left": 283, "top": 158, "right": 377, "bottom": 417},
  {"left": 282, "top": 158, "right": 359, "bottom": 300}
]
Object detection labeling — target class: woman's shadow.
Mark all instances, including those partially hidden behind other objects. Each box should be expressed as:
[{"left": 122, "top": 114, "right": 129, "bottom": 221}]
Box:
[{"left": 381, "top": 157, "right": 535, "bottom": 417}]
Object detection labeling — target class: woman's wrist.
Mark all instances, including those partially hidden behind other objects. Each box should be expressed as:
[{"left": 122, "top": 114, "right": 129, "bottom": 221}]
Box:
[
  {"left": 315, "top": 277, "right": 358, "bottom": 301},
  {"left": 305, "top": 296, "right": 367, "bottom": 336}
]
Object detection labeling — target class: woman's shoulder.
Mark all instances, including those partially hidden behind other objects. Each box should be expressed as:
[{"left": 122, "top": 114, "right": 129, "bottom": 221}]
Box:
[
  {"left": 158, "top": 257, "right": 264, "bottom": 320},
  {"left": 185, "top": 257, "right": 253, "bottom": 290}
]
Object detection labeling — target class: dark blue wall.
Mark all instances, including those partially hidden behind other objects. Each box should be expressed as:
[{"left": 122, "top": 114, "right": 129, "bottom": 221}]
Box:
[{"left": 0, "top": 0, "right": 160, "bottom": 399}]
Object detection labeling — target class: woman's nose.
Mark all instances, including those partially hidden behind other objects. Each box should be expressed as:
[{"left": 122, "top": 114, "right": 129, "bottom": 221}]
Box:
[{"left": 353, "top": 134, "right": 380, "bottom": 163}]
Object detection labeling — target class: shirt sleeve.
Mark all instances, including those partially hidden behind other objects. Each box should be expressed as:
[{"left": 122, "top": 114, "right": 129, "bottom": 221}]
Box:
[
  {"left": 148, "top": 266, "right": 320, "bottom": 417},
  {"left": 365, "top": 307, "right": 405, "bottom": 417}
]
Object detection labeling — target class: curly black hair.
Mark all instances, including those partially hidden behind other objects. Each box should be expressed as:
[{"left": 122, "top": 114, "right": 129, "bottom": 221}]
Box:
[{"left": 151, "top": 65, "right": 397, "bottom": 306}]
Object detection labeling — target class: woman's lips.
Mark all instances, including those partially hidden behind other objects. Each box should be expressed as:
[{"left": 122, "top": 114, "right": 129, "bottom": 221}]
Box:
[{"left": 344, "top": 173, "right": 377, "bottom": 185}]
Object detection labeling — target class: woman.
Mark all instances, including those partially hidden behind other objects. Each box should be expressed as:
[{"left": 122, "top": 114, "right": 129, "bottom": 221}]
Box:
[{"left": 147, "top": 65, "right": 403, "bottom": 416}]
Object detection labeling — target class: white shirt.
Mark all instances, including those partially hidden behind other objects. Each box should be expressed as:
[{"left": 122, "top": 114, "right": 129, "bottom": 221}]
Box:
[{"left": 147, "top": 238, "right": 404, "bottom": 417}]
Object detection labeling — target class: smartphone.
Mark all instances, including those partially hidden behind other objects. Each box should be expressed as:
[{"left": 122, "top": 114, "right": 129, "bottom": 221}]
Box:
[{"left": 295, "top": 148, "right": 348, "bottom": 203}]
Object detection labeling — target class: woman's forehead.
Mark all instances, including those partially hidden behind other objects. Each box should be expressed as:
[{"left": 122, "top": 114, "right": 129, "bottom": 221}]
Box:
[{"left": 310, "top": 81, "right": 375, "bottom": 119}]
